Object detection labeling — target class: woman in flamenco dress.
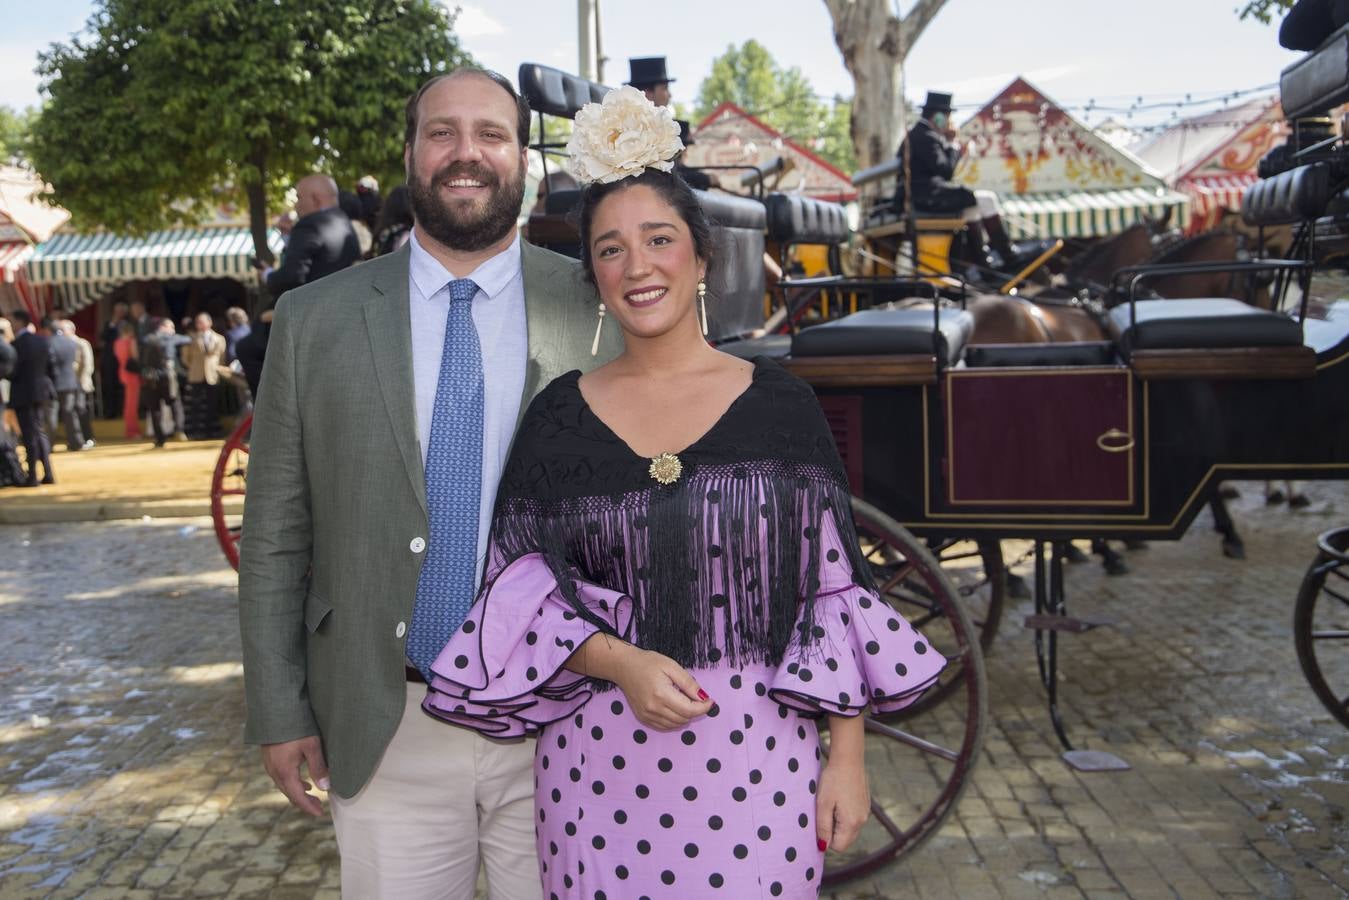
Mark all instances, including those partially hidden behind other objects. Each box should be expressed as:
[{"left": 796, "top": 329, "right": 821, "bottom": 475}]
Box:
[{"left": 424, "top": 86, "right": 946, "bottom": 899}]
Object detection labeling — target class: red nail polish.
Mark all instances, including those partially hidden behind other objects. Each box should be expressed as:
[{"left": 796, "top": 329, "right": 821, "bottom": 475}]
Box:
[
  {"left": 818, "top": 838, "right": 828, "bottom": 852},
  {"left": 697, "top": 689, "right": 709, "bottom": 701}
]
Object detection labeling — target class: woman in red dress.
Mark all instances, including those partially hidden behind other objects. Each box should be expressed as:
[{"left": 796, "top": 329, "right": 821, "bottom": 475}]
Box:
[{"left": 112, "top": 321, "right": 143, "bottom": 439}]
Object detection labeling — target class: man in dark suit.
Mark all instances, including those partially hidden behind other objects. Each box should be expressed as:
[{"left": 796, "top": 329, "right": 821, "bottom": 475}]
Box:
[
  {"left": 8, "top": 310, "right": 55, "bottom": 486},
  {"left": 895, "top": 90, "right": 1018, "bottom": 268},
  {"left": 44, "top": 318, "right": 85, "bottom": 451},
  {"left": 100, "top": 300, "right": 128, "bottom": 419},
  {"left": 262, "top": 174, "right": 362, "bottom": 298},
  {"left": 238, "top": 175, "right": 361, "bottom": 399}
]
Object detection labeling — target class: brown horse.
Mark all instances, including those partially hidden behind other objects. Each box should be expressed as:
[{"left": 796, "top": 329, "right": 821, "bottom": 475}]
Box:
[{"left": 969, "top": 226, "right": 1268, "bottom": 344}]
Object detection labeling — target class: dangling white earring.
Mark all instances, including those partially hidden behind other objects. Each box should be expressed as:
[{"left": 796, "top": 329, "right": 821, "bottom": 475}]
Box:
[
  {"left": 697, "top": 280, "right": 708, "bottom": 336},
  {"left": 590, "top": 302, "right": 606, "bottom": 356}
]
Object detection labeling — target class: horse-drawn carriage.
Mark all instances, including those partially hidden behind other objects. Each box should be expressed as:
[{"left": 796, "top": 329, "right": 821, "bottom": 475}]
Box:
[{"left": 212, "top": 53, "right": 1349, "bottom": 882}]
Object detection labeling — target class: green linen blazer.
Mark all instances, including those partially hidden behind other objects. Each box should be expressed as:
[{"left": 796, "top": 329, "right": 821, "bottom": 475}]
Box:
[{"left": 237, "top": 239, "right": 622, "bottom": 798}]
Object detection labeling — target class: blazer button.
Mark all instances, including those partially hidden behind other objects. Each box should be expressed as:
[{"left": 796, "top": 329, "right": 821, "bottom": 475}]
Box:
[
  {"left": 410, "top": 537, "right": 426, "bottom": 553},
  {"left": 395, "top": 621, "right": 407, "bottom": 638}
]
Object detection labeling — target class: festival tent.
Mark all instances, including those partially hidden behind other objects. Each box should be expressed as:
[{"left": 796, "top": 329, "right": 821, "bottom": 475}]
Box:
[
  {"left": 1131, "top": 96, "right": 1286, "bottom": 234},
  {"left": 0, "top": 165, "right": 69, "bottom": 316},
  {"left": 954, "top": 77, "right": 1190, "bottom": 239},
  {"left": 682, "top": 102, "right": 858, "bottom": 202}
]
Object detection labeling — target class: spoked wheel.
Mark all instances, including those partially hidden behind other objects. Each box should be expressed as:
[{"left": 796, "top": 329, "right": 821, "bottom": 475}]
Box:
[
  {"left": 859, "top": 528, "right": 1003, "bottom": 713},
  {"left": 822, "top": 498, "right": 986, "bottom": 886},
  {"left": 927, "top": 537, "right": 1006, "bottom": 655},
  {"left": 1294, "top": 526, "right": 1349, "bottom": 729},
  {"left": 211, "top": 414, "right": 252, "bottom": 571}
]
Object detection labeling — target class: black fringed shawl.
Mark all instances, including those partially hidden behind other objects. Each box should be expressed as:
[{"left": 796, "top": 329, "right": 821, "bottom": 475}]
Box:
[{"left": 486, "top": 356, "right": 878, "bottom": 672}]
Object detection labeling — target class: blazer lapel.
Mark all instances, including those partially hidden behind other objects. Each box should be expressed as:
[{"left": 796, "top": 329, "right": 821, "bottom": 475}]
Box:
[
  {"left": 362, "top": 246, "right": 427, "bottom": 514},
  {"left": 519, "top": 240, "right": 568, "bottom": 423}
]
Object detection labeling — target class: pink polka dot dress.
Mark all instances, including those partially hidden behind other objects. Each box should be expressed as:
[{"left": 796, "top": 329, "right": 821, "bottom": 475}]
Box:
[{"left": 425, "top": 359, "right": 945, "bottom": 898}]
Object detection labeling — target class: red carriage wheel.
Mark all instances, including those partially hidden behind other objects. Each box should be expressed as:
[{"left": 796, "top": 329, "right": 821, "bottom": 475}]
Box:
[
  {"left": 212, "top": 414, "right": 252, "bottom": 571},
  {"left": 822, "top": 498, "right": 986, "bottom": 885}
]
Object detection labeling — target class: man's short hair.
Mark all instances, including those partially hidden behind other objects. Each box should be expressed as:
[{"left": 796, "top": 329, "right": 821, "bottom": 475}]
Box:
[
  {"left": 39, "top": 317, "right": 55, "bottom": 332},
  {"left": 226, "top": 306, "right": 248, "bottom": 326},
  {"left": 10, "top": 309, "right": 31, "bottom": 327},
  {"left": 404, "top": 68, "right": 531, "bottom": 149}
]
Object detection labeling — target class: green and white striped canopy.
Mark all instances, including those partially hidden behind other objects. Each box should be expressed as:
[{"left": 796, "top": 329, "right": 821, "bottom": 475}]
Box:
[
  {"left": 27, "top": 226, "right": 283, "bottom": 285},
  {"left": 1000, "top": 187, "right": 1191, "bottom": 240}
]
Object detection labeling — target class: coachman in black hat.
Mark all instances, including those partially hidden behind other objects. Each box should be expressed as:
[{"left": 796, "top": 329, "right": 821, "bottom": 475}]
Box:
[
  {"left": 626, "top": 56, "right": 674, "bottom": 107},
  {"left": 895, "top": 90, "right": 1022, "bottom": 270}
]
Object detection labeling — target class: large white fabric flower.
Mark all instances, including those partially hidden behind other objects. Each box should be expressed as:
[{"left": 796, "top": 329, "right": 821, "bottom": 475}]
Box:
[{"left": 566, "top": 85, "right": 684, "bottom": 185}]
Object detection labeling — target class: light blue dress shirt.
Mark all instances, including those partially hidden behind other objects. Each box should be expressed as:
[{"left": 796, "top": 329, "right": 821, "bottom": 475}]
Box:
[{"left": 408, "top": 230, "right": 527, "bottom": 582}]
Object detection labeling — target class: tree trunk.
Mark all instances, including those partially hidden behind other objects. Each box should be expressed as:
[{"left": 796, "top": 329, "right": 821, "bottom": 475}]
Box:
[
  {"left": 824, "top": 0, "right": 950, "bottom": 170},
  {"left": 245, "top": 146, "right": 274, "bottom": 266}
]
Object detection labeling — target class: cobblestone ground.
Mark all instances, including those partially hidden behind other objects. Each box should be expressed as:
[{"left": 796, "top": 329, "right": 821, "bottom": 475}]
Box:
[{"left": 1, "top": 483, "right": 1347, "bottom": 899}]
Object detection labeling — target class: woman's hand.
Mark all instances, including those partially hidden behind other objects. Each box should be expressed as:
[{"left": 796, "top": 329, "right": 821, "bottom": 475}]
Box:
[
  {"left": 612, "top": 647, "right": 714, "bottom": 730},
  {"left": 817, "top": 715, "right": 869, "bottom": 852},
  {"left": 566, "top": 635, "right": 713, "bottom": 730}
]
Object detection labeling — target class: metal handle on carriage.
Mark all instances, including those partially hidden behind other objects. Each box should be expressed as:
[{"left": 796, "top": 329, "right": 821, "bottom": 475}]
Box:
[{"left": 1095, "top": 428, "right": 1134, "bottom": 453}]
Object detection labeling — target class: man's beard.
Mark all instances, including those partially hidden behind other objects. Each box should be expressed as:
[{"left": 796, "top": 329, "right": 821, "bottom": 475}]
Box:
[{"left": 407, "top": 155, "right": 525, "bottom": 253}]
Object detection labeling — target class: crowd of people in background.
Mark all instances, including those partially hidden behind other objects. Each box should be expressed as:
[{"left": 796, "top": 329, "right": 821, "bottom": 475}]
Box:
[{"left": 0, "top": 170, "right": 421, "bottom": 490}]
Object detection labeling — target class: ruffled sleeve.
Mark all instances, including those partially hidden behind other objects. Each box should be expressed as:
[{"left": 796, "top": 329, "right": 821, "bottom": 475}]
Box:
[
  {"left": 421, "top": 551, "right": 634, "bottom": 737},
  {"left": 769, "top": 506, "right": 945, "bottom": 717}
]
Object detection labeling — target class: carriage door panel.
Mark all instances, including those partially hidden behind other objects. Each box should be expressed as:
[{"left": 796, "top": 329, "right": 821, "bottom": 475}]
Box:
[{"left": 944, "top": 368, "right": 1135, "bottom": 506}]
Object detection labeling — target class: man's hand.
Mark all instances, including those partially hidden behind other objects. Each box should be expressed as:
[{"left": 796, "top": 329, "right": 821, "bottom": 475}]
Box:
[{"left": 261, "top": 736, "right": 329, "bottom": 817}]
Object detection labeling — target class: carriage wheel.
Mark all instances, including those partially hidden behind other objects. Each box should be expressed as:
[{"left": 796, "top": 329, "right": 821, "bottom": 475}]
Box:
[
  {"left": 928, "top": 538, "right": 1006, "bottom": 656},
  {"left": 1294, "top": 526, "right": 1349, "bottom": 729},
  {"left": 822, "top": 498, "right": 986, "bottom": 886},
  {"left": 857, "top": 528, "right": 1003, "bottom": 714},
  {"left": 211, "top": 414, "right": 252, "bottom": 571}
]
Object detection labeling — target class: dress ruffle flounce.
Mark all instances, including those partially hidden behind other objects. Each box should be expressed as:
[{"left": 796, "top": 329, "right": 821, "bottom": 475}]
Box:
[
  {"left": 769, "top": 585, "right": 946, "bottom": 717},
  {"left": 422, "top": 552, "right": 633, "bottom": 738},
  {"left": 770, "top": 507, "right": 946, "bottom": 717}
]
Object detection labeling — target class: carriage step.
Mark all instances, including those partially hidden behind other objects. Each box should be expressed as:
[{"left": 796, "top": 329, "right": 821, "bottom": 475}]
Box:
[
  {"left": 1062, "top": 749, "right": 1131, "bottom": 772},
  {"left": 1023, "top": 614, "right": 1117, "bottom": 633}
]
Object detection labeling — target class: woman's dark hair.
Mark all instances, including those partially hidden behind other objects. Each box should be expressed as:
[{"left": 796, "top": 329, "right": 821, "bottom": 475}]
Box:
[{"left": 576, "top": 168, "right": 715, "bottom": 283}]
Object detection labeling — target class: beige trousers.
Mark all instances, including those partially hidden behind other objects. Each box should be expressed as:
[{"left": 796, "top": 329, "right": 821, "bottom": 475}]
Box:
[{"left": 329, "top": 683, "right": 541, "bottom": 900}]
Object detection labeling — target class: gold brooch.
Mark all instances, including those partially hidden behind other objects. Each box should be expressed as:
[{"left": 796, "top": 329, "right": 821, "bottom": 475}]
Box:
[{"left": 648, "top": 452, "right": 682, "bottom": 485}]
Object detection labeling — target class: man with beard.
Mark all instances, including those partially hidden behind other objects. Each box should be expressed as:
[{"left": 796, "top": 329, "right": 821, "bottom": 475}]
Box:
[{"left": 239, "top": 67, "right": 622, "bottom": 899}]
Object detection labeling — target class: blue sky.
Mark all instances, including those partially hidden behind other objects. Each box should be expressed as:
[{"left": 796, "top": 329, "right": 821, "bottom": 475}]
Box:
[{"left": 1, "top": 0, "right": 1302, "bottom": 132}]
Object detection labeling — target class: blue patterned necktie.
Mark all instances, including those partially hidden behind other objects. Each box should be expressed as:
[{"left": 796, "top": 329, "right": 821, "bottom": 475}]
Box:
[{"left": 407, "top": 277, "right": 484, "bottom": 678}]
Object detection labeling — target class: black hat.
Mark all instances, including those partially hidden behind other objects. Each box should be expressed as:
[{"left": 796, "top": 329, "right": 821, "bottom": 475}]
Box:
[
  {"left": 921, "top": 91, "right": 954, "bottom": 114},
  {"left": 626, "top": 57, "right": 675, "bottom": 88}
]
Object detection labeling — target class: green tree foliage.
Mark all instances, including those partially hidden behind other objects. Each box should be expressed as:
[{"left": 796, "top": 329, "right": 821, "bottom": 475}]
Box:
[
  {"left": 1237, "top": 0, "right": 1294, "bottom": 24},
  {"left": 0, "top": 106, "right": 37, "bottom": 165},
  {"left": 29, "top": 1, "right": 470, "bottom": 262},
  {"left": 694, "top": 40, "right": 856, "bottom": 173}
]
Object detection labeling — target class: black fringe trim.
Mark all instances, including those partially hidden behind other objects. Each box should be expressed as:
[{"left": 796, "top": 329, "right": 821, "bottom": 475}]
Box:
[{"left": 485, "top": 460, "right": 876, "bottom": 681}]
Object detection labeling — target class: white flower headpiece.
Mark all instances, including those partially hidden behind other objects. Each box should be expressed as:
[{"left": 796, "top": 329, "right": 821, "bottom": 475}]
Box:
[{"left": 566, "top": 85, "right": 684, "bottom": 185}]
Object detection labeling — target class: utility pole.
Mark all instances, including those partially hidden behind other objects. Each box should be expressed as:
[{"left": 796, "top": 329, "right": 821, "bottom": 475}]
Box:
[{"left": 578, "top": 0, "right": 599, "bottom": 81}]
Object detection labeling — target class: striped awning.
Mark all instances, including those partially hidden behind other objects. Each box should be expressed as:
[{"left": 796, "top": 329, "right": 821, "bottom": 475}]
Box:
[
  {"left": 0, "top": 241, "right": 33, "bottom": 284},
  {"left": 1000, "top": 187, "right": 1192, "bottom": 239},
  {"left": 1185, "top": 173, "right": 1256, "bottom": 209},
  {"left": 27, "top": 226, "right": 283, "bottom": 286}
]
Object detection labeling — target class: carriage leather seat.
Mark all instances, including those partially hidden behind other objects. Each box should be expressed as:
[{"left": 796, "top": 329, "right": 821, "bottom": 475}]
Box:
[
  {"left": 1107, "top": 299, "right": 1305, "bottom": 358},
  {"left": 1241, "top": 163, "right": 1330, "bottom": 227},
  {"left": 766, "top": 194, "right": 849, "bottom": 246},
  {"left": 790, "top": 307, "right": 974, "bottom": 367},
  {"left": 964, "top": 341, "right": 1117, "bottom": 368},
  {"left": 518, "top": 63, "right": 610, "bottom": 119},
  {"left": 717, "top": 334, "right": 792, "bottom": 360}
]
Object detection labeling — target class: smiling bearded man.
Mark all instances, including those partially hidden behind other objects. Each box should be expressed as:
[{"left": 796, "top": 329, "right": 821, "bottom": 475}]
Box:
[{"left": 238, "top": 66, "right": 624, "bottom": 900}]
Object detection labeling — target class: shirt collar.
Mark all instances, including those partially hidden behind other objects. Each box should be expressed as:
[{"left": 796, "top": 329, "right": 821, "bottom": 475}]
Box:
[{"left": 408, "top": 229, "right": 522, "bottom": 302}]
